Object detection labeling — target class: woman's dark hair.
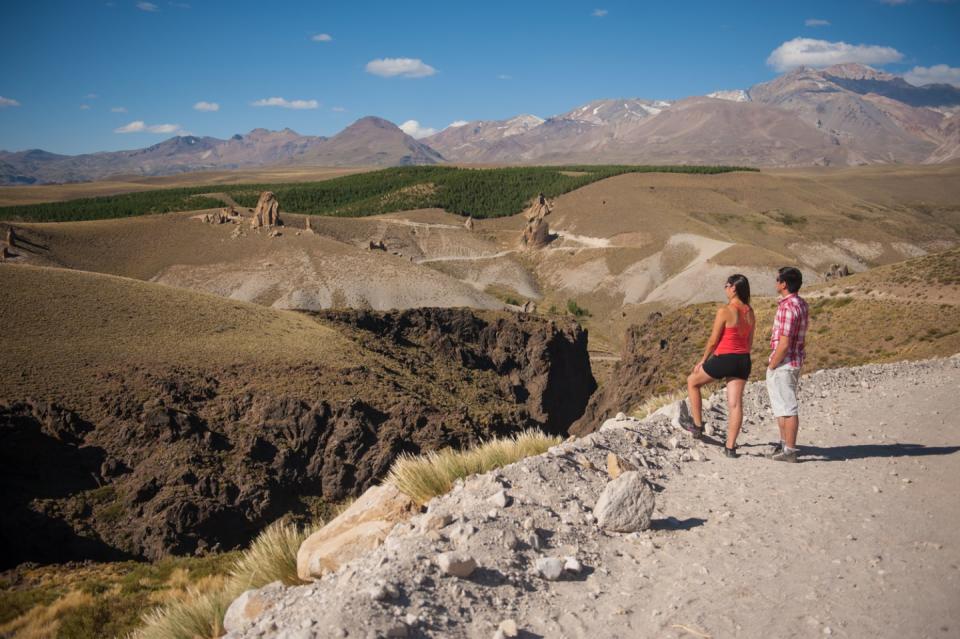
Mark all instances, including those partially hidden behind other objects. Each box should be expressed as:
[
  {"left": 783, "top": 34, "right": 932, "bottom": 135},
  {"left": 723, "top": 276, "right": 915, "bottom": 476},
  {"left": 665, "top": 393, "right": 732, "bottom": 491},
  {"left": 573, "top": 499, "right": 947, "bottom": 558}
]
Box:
[
  {"left": 777, "top": 266, "right": 803, "bottom": 294},
  {"left": 727, "top": 273, "right": 751, "bottom": 306}
]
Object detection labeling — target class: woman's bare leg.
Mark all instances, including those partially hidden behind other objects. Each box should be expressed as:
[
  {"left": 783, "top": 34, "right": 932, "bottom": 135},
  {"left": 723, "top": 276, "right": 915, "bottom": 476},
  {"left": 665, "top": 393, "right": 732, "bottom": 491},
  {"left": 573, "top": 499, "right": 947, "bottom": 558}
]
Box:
[
  {"left": 686, "top": 368, "right": 715, "bottom": 428},
  {"left": 725, "top": 378, "right": 746, "bottom": 449}
]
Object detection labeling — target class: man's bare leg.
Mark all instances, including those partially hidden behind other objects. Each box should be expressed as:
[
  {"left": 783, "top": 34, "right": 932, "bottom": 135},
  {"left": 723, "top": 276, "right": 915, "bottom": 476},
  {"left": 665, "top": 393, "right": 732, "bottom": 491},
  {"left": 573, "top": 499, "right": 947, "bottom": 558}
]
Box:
[
  {"left": 777, "top": 416, "right": 786, "bottom": 444},
  {"left": 783, "top": 415, "right": 799, "bottom": 449}
]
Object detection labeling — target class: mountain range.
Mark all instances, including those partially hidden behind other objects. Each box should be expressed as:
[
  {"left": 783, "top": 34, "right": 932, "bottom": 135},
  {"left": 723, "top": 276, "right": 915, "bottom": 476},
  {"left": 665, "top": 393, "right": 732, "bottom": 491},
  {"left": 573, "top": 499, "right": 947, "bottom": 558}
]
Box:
[{"left": 2, "top": 64, "right": 959, "bottom": 185}]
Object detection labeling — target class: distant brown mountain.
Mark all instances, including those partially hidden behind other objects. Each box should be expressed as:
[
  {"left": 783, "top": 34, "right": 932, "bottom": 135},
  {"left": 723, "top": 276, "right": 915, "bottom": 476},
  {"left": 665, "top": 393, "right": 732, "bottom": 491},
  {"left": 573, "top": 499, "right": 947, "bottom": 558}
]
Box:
[
  {"left": 0, "top": 117, "right": 442, "bottom": 185},
  {"left": 425, "top": 63, "right": 960, "bottom": 167},
  {"left": 4, "top": 64, "right": 960, "bottom": 185}
]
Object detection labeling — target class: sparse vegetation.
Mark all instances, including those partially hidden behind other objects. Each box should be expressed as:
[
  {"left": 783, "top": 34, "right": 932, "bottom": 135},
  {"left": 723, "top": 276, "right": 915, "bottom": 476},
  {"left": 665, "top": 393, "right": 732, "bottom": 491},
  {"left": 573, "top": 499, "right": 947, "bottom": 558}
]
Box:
[
  {"left": 566, "top": 299, "right": 591, "bottom": 318},
  {"left": 0, "top": 553, "right": 238, "bottom": 639},
  {"left": 385, "top": 429, "right": 562, "bottom": 506},
  {"left": 0, "top": 165, "right": 756, "bottom": 223},
  {"left": 135, "top": 520, "right": 314, "bottom": 639}
]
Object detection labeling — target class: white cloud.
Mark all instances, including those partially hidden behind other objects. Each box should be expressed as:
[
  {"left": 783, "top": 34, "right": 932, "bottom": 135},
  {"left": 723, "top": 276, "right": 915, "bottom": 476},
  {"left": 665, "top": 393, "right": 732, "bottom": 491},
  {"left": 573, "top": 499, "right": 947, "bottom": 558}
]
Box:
[
  {"left": 193, "top": 101, "right": 220, "bottom": 112},
  {"left": 904, "top": 64, "right": 960, "bottom": 87},
  {"left": 331, "top": 106, "right": 346, "bottom": 112},
  {"left": 312, "top": 33, "right": 332, "bottom": 42},
  {"left": 114, "top": 120, "right": 184, "bottom": 134},
  {"left": 447, "top": 120, "right": 469, "bottom": 128},
  {"left": 0, "top": 96, "right": 21, "bottom": 107},
  {"left": 497, "top": 74, "right": 512, "bottom": 80},
  {"left": 804, "top": 18, "right": 830, "bottom": 26},
  {"left": 365, "top": 58, "right": 436, "bottom": 78},
  {"left": 84, "top": 93, "right": 99, "bottom": 99},
  {"left": 111, "top": 106, "right": 127, "bottom": 112},
  {"left": 137, "top": 1, "right": 159, "bottom": 11},
  {"left": 592, "top": 8, "right": 608, "bottom": 16},
  {"left": 399, "top": 120, "right": 437, "bottom": 138},
  {"left": 251, "top": 97, "right": 319, "bottom": 109},
  {"left": 79, "top": 104, "right": 91, "bottom": 110},
  {"left": 766, "top": 37, "right": 903, "bottom": 71}
]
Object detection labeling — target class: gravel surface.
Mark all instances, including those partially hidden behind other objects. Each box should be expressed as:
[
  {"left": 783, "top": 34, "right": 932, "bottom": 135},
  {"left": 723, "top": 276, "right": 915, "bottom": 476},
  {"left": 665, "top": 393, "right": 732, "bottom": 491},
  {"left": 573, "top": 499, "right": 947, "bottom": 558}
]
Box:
[{"left": 227, "top": 355, "right": 960, "bottom": 639}]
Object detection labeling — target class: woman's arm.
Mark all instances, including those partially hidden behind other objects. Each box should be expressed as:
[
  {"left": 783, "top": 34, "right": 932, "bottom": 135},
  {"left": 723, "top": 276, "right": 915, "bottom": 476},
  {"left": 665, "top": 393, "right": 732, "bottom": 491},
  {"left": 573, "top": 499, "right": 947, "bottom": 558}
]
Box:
[
  {"left": 694, "top": 307, "right": 727, "bottom": 371},
  {"left": 747, "top": 308, "right": 756, "bottom": 350}
]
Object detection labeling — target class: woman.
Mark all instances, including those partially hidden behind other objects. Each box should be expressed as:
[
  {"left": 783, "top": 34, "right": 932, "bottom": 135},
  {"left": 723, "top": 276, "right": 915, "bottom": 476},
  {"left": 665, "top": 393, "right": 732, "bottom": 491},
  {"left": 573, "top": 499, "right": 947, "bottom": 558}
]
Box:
[{"left": 684, "top": 274, "right": 755, "bottom": 457}]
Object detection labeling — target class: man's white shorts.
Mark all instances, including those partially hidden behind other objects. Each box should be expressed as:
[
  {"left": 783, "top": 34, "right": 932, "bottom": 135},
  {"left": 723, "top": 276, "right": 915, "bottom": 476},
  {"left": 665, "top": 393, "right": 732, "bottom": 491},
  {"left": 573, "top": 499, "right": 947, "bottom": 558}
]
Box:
[{"left": 766, "top": 364, "right": 801, "bottom": 417}]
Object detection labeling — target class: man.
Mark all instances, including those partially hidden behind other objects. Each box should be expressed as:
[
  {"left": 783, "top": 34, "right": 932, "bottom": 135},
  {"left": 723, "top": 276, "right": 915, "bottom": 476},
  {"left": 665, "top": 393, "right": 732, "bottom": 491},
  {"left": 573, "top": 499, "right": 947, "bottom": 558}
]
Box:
[{"left": 767, "top": 266, "right": 809, "bottom": 463}]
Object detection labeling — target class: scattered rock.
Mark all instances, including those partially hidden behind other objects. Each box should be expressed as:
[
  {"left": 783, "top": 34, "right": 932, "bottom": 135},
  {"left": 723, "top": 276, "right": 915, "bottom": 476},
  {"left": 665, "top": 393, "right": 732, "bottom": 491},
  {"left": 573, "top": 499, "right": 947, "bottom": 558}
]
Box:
[
  {"left": 369, "top": 239, "right": 387, "bottom": 251},
  {"left": 593, "top": 471, "right": 656, "bottom": 533},
  {"left": 436, "top": 551, "right": 477, "bottom": 578},
  {"left": 825, "top": 263, "right": 851, "bottom": 280},
  {"left": 498, "top": 619, "right": 519, "bottom": 637},
  {"left": 606, "top": 452, "right": 635, "bottom": 479},
  {"left": 535, "top": 556, "right": 565, "bottom": 580},
  {"left": 419, "top": 512, "right": 453, "bottom": 533},
  {"left": 488, "top": 489, "right": 510, "bottom": 508},
  {"left": 202, "top": 208, "right": 231, "bottom": 224},
  {"left": 297, "top": 483, "right": 418, "bottom": 580},
  {"left": 575, "top": 453, "right": 596, "bottom": 470},
  {"left": 564, "top": 556, "right": 582, "bottom": 574},
  {"left": 223, "top": 586, "right": 278, "bottom": 633}
]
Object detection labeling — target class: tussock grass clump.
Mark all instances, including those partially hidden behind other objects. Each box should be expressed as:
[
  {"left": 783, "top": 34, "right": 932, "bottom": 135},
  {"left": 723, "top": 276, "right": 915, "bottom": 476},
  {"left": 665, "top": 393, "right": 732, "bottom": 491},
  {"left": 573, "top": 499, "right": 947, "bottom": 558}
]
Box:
[
  {"left": 0, "top": 589, "right": 95, "bottom": 639},
  {"left": 386, "top": 429, "right": 562, "bottom": 506},
  {"left": 630, "top": 389, "right": 688, "bottom": 420},
  {"left": 134, "top": 520, "right": 315, "bottom": 639},
  {"left": 228, "top": 519, "right": 310, "bottom": 589}
]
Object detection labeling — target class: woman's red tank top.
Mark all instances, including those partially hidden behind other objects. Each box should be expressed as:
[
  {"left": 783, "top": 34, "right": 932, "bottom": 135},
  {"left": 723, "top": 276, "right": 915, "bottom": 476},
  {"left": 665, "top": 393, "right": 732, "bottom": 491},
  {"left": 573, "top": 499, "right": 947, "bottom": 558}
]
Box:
[{"left": 714, "top": 305, "right": 752, "bottom": 355}]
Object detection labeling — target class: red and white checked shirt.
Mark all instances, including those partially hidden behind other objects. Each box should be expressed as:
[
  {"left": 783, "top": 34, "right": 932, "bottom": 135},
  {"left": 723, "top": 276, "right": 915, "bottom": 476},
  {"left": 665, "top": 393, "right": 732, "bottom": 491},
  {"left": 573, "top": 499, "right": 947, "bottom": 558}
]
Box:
[{"left": 769, "top": 293, "right": 809, "bottom": 368}]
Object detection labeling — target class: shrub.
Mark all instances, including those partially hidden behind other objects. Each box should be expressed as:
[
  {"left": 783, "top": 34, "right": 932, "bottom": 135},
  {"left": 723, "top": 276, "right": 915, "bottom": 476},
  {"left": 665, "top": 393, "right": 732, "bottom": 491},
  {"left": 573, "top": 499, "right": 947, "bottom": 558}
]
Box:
[
  {"left": 385, "top": 429, "right": 561, "bottom": 506},
  {"left": 566, "top": 299, "right": 590, "bottom": 318}
]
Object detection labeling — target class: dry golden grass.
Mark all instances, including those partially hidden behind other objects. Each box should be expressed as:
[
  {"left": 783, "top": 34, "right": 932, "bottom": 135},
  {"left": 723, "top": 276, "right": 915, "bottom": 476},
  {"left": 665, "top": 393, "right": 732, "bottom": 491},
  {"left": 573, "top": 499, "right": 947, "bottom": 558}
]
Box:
[
  {"left": 0, "top": 590, "right": 95, "bottom": 639},
  {"left": 134, "top": 520, "right": 316, "bottom": 639},
  {"left": 385, "top": 429, "right": 561, "bottom": 506},
  {"left": 0, "top": 264, "right": 366, "bottom": 417},
  {"left": 630, "top": 389, "right": 688, "bottom": 420}
]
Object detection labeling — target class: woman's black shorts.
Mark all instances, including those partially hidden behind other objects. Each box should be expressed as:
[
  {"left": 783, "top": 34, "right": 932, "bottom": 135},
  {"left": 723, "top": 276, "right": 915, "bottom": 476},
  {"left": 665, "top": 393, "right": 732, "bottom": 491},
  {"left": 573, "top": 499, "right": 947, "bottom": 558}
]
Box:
[{"left": 703, "top": 353, "right": 752, "bottom": 381}]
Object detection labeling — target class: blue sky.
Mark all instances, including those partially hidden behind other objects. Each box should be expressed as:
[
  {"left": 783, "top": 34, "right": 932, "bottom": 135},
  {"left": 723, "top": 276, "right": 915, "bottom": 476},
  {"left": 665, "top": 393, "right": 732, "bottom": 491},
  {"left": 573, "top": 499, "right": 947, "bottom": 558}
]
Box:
[{"left": 1, "top": 0, "right": 959, "bottom": 154}]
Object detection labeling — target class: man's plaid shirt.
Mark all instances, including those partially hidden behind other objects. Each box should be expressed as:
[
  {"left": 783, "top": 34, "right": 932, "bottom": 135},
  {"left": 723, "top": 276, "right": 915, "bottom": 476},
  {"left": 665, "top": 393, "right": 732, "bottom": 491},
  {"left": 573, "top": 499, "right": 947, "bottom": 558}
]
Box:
[{"left": 769, "top": 293, "right": 809, "bottom": 367}]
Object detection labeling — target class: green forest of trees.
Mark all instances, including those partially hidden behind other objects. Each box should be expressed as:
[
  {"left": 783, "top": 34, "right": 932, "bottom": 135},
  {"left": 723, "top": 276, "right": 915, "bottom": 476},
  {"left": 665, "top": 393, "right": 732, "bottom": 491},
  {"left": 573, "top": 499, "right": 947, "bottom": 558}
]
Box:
[{"left": 0, "top": 165, "right": 757, "bottom": 223}]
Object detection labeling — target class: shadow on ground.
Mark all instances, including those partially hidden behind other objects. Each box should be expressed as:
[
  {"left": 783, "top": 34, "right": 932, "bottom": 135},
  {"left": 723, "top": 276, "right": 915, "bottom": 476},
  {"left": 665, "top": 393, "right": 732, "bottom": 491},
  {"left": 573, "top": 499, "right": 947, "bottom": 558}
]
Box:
[{"left": 799, "top": 442, "right": 960, "bottom": 462}]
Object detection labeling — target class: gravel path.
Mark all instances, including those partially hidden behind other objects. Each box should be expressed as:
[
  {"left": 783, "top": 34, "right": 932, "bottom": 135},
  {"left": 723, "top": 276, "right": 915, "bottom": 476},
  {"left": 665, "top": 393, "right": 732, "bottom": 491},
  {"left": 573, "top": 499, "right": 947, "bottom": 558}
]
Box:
[{"left": 228, "top": 355, "right": 960, "bottom": 639}]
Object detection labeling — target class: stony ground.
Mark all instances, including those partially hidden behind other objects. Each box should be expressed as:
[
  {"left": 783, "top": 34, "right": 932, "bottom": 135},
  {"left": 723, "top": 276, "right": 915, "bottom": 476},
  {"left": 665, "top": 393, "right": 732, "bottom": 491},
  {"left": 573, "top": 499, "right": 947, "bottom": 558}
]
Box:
[{"left": 227, "top": 356, "right": 960, "bottom": 639}]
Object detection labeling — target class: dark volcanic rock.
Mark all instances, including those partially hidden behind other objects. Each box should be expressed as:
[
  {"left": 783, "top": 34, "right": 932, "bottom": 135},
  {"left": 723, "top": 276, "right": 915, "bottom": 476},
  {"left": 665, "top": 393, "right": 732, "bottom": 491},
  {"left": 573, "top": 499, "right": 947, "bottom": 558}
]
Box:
[
  {"left": 1, "top": 308, "right": 595, "bottom": 566},
  {"left": 570, "top": 308, "right": 708, "bottom": 437}
]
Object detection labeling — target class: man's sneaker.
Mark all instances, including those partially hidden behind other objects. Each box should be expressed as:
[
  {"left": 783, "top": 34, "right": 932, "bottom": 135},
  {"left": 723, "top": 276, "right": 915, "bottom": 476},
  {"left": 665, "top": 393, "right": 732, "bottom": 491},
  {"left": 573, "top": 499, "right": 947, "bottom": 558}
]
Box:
[
  {"left": 772, "top": 448, "right": 798, "bottom": 463},
  {"left": 723, "top": 446, "right": 739, "bottom": 458}
]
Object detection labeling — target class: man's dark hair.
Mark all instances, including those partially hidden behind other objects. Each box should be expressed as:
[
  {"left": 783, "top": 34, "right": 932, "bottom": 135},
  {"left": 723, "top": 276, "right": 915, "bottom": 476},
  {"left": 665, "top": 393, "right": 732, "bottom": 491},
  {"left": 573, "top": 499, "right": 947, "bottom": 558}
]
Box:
[{"left": 777, "top": 267, "right": 803, "bottom": 294}]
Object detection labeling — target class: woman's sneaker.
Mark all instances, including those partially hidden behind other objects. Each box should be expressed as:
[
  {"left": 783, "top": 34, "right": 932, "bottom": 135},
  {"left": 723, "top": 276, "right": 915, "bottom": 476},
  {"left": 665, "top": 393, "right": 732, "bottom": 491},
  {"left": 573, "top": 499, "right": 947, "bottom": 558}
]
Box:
[{"left": 723, "top": 446, "right": 739, "bottom": 458}]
